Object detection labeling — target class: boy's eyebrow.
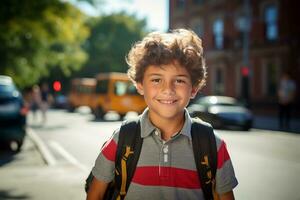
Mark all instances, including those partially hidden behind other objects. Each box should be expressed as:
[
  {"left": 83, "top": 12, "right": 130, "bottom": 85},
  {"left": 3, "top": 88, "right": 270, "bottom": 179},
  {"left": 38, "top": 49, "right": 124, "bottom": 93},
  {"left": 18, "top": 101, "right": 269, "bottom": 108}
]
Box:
[
  {"left": 148, "top": 73, "right": 189, "bottom": 78},
  {"left": 148, "top": 73, "right": 162, "bottom": 76},
  {"left": 176, "top": 74, "right": 190, "bottom": 78}
]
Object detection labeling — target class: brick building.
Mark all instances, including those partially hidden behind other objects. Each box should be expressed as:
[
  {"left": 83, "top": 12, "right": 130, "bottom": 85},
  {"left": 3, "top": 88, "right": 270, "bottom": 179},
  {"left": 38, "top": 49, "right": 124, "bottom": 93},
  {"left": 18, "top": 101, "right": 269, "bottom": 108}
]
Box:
[{"left": 169, "top": 0, "right": 300, "bottom": 112}]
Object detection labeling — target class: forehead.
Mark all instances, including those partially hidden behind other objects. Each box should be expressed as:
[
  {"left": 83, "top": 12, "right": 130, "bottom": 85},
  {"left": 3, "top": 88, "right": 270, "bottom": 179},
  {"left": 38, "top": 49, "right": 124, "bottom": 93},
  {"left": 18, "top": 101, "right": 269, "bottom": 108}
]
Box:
[{"left": 145, "top": 62, "right": 190, "bottom": 77}]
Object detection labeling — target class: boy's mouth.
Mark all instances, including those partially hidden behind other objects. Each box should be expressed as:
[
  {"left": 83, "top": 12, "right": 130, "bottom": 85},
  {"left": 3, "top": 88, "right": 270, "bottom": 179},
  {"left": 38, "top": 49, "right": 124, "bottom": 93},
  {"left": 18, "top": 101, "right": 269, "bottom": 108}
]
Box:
[{"left": 157, "top": 99, "right": 178, "bottom": 104}]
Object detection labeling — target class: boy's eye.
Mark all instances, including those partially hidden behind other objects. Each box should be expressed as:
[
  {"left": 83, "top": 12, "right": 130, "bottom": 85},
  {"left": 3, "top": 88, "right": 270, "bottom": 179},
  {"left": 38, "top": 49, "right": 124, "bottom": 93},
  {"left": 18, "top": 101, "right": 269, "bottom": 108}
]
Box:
[
  {"left": 151, "top": 78, "right": 161, "bottom": 83},
  {"left": 175, "top": 79, "right": 186, "bottom": 84}
]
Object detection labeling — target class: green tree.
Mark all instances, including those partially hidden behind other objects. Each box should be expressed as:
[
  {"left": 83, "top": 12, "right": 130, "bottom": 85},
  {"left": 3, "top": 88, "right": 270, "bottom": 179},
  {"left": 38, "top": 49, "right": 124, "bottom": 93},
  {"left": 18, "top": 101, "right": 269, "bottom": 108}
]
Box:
[
  {"left": 78, "top": 12, "right": 147, "bottom": 77},
  {"left": 0, "top": 0, "right": 90, "bottom": 88}
]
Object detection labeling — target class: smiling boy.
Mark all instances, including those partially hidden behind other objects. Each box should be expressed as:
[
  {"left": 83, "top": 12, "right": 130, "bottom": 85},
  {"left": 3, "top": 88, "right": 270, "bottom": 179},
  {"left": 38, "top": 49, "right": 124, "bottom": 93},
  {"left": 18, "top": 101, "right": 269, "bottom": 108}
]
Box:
[
  {"left": 87, "top": 29, "right": 238, "bottom": 200},
  {"left": 136, "top": 62, "right": 198, "bottom": 141}
]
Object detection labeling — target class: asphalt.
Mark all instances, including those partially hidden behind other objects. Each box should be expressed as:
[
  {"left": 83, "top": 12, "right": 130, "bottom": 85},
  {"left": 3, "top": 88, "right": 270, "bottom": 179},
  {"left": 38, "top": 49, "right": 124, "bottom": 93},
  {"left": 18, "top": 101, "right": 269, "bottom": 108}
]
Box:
[{"left": 0, "top": 114, "right": 299, "bottom": 200}]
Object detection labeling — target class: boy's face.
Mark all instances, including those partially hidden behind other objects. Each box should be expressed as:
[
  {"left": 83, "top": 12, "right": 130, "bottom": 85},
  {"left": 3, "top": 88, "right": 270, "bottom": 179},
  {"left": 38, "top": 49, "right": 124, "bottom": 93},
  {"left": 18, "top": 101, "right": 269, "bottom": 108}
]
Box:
[{"left": 136, "top": 62, "right": 199, "bottom": 122}]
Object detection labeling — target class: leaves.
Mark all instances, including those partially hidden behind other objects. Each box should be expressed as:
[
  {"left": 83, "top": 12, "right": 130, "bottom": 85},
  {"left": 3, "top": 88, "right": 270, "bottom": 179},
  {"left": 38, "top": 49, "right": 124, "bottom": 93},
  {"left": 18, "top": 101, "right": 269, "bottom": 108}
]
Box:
[
  {"left": 0, "top": 0, "right": 149, "bottom": 88},
  {"left": 78, "top": 12, "right": 147, "bottom": 76},
  {"left": 0, "top": 0, "right": 89, "bottom": 88}
]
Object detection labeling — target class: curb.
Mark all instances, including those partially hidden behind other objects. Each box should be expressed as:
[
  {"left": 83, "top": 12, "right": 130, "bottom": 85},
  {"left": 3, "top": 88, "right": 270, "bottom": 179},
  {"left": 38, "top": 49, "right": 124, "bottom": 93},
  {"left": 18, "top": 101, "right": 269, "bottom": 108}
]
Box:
[{"left": 26, "top": 127, "right": 57, "bottom": 166}]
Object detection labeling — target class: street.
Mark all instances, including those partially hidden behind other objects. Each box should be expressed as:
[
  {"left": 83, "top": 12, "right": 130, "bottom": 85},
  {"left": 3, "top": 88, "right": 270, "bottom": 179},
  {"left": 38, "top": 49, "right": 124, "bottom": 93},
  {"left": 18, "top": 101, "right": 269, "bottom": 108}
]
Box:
[{"left": 1, "top": 109, "right": 300, "bottom": 200}]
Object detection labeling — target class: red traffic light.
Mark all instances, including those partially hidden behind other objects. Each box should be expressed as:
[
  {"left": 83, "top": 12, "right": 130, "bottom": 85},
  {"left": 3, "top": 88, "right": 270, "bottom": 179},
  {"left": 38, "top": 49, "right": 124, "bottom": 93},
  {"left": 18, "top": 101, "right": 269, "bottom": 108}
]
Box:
[
  {"left": 53, "top": 81, "right": 61, "bottom": 92},
  {"left": 241, "top": 66, "right": 249, "bottom": 77}
]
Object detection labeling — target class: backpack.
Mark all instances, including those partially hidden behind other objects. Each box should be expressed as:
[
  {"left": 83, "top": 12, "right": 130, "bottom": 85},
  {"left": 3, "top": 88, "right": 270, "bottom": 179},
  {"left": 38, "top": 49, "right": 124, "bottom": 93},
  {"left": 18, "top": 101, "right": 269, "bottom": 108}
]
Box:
[{"left": 85, "top": 117, "right": 218, "bottom": 200}]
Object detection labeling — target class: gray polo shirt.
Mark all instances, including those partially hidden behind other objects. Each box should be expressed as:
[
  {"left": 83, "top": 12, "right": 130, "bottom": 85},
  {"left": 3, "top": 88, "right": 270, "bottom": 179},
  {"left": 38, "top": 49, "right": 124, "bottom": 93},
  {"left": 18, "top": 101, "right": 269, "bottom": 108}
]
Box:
[{"left": 92, "top": 109, "right": 238, "bottom": 200}]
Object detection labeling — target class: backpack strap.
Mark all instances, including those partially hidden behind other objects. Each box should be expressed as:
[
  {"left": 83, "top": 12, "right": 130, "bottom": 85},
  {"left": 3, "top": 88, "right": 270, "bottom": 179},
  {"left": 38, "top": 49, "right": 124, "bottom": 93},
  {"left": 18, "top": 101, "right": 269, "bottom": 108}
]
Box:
[
  {"left": 191, "top": 118, "right": 218, "bottom": 200},
  {"left": 84, "top": 118, "right": 142, "bottom": 199},
  {"left": 113, "top": 118, "right": 143, "bottom": 200}
]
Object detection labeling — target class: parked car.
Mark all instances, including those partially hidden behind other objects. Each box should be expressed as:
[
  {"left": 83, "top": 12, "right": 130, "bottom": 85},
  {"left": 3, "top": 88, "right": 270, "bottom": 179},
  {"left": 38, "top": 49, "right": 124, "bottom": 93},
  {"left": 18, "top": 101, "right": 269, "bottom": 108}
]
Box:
[
  {"left": 187, "top": 96, "right": 253, "bottom": 131},
  {"left": 53, "top": 94, "right": 68, "bottom": 109},
  {"left": 0, "top": 75, "right": 28, "bottom": 151}
]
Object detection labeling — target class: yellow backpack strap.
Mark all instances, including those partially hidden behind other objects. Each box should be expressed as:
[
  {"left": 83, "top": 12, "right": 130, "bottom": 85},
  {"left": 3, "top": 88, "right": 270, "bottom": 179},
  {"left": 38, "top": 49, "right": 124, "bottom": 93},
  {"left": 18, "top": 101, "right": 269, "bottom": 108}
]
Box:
[
  {"left": 113, "top": 119, "right": 143, "bottom": 200},
  {"left": 119, "top": 146, "right": 134, "bottom": 195}
]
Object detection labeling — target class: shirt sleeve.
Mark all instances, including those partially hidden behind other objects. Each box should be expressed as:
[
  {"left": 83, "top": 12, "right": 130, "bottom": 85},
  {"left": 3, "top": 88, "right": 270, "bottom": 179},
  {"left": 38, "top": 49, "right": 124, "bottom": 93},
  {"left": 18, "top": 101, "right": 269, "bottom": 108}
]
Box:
[
  {"left": 91, "top": 129, "right": 120, "bottom": 183},
  {"left": 214, "top": 133, "right": 238, "bottom": 194}
]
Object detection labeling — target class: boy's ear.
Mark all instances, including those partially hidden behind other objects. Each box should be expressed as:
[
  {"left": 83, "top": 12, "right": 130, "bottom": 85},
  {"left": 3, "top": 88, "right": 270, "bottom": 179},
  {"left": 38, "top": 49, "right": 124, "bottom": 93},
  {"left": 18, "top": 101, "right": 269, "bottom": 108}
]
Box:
[
  {"left": 191, "top": 86, "right": 200, "bottom": 99},
  {"left": 136, "top": 83, "right": 144, "bottom": 95}
]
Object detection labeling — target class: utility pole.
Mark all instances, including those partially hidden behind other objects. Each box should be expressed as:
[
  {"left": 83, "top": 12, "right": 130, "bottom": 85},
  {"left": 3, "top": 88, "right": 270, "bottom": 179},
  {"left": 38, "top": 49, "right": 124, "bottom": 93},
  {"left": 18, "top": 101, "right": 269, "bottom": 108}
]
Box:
[{"left": 241, "top": 0, "right": 251, "bottom": 107}]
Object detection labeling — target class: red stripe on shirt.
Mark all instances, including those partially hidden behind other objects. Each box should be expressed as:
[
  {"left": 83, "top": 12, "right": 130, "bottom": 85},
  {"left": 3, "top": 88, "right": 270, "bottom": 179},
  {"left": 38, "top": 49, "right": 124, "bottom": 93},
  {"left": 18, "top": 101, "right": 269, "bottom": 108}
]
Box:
[
  {"left": 217, "top": 141, "right": 230, "bottom": 169},
  {"left": 102, "top": 139, "right": 117, "bottom": 162},
  {"left": 132, "top": 166, "right": 201, "bottom": 189}
]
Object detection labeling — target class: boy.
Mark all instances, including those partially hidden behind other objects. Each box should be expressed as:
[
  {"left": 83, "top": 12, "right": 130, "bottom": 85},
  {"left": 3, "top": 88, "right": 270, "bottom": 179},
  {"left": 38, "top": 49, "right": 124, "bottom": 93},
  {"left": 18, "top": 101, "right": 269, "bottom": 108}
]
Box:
[{"left": 87, "top": 29, "right": 238, "bottom": 200}]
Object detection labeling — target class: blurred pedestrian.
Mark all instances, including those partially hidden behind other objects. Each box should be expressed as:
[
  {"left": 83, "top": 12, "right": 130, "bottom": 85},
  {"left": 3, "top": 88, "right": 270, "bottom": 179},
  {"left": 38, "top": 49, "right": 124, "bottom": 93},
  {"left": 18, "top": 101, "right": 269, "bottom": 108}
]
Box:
[
  {"left": 40, "top": 83, "right": 50, "bottom": 123},
  {"left": 31, "top": 85, "right": 42, "bottom": 123},
  {"left": 278, "top": 72, "right": 296, "bottom": 129}
]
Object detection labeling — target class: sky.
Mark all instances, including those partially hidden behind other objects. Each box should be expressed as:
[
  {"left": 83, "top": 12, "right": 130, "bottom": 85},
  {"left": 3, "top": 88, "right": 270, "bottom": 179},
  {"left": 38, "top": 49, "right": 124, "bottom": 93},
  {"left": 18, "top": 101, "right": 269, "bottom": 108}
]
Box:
[{"left": 75, "top": 0, "right": 169, "bottom": 32}]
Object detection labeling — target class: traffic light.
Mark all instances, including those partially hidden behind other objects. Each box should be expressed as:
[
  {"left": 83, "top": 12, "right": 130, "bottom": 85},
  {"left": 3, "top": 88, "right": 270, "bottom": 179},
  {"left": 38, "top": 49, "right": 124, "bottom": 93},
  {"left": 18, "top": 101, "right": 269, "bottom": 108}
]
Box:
[
  {"left": 53, "top": 81, "right": 61, "bottom": 92},
  {"left": 241, "top": 66, "right": 250, "bottom": 107},
  {"left": 241, "top": 66, "right": 249, "bottom": 77}
]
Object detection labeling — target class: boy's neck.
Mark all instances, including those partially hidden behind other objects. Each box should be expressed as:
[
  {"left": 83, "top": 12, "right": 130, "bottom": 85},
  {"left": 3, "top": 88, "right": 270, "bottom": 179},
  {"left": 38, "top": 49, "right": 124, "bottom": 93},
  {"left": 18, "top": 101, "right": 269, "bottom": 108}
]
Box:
[{"left": 148, "top": 111, "right": 185, "bottom": 141}]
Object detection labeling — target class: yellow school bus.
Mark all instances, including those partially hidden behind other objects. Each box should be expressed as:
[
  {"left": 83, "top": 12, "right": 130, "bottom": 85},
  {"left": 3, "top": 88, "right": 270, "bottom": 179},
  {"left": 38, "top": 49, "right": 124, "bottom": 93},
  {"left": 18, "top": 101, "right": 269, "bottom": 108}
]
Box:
[
  {"left": 90, "top": 73, "right": 146, "bottom": 119},
  {"left": 68, "top": 78, "right": 96, "bottom": 111}
]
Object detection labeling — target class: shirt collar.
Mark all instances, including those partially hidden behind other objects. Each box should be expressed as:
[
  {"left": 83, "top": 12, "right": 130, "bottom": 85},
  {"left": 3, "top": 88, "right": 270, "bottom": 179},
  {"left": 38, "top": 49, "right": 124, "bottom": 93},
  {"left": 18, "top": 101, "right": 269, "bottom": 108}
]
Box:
[{"left": 139, "top": 108, "right": 192, "bottom": 140}]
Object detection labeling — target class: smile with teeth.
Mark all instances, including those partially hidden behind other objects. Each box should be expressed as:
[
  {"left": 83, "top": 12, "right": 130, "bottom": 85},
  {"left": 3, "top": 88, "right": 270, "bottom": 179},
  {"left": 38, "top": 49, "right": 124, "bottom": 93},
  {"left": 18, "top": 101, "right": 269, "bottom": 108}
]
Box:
[{"left": 157, "top": 99, "right": 177, "bottom": 104}]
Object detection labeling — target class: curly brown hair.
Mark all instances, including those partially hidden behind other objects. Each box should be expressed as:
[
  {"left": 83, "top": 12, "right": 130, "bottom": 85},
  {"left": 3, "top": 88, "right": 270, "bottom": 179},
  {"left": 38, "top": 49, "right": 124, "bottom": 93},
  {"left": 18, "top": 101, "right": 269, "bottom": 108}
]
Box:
[{"left": 126, "top": 29, "right": 207, "bottom": 89}]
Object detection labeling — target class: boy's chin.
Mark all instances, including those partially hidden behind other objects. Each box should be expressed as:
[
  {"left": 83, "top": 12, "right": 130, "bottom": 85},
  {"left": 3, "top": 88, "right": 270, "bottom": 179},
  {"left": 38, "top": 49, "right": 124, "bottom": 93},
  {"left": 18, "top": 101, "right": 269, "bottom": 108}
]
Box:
[{"left": 149, "top": 109, "right": 185, "bottom": 120}]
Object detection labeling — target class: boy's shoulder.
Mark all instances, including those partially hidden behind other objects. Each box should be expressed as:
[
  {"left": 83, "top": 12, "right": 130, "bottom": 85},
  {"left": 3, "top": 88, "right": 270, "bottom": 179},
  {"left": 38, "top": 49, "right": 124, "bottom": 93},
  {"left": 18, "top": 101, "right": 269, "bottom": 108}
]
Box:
[{"left": 191, "top": 117, "right": 212, "bottom": 128}]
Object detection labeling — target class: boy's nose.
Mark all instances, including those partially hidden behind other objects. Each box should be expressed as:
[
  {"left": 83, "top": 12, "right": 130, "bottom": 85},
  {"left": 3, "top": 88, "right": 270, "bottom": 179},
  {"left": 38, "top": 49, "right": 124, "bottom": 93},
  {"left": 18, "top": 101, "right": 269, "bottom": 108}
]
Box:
[{"left": 161, "top": 81, "right": 175, "bottom": 95}]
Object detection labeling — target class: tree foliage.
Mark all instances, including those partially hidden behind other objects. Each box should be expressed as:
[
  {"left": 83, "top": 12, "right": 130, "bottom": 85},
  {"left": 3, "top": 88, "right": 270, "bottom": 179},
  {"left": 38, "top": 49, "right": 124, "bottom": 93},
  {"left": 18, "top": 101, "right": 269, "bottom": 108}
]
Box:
[
  {"left": 0, "top": 0, "right": 90, "bottom": 88},
  {"left": 78, "top": 12, "right": 147, "bottom": 77}
]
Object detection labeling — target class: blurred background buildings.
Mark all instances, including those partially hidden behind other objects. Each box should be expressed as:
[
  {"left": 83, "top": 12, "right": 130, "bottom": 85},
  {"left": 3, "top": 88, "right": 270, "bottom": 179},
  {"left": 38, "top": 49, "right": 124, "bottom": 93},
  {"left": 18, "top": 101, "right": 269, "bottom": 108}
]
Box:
[
  {"left": 169, "top": 0, "right": 300, "bottom": 114},
  {"left": 1, "top": 0, "right": 299, "bottom": 117}
]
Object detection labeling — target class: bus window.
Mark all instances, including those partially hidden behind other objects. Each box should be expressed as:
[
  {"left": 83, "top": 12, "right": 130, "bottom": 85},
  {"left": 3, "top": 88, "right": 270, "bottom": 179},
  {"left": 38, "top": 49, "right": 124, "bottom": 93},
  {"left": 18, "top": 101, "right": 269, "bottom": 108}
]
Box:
[
  {"left": 114, "top": 81, "right": 127, "bottom": 96},
  {"left": 96, "top": 80, "right": 109, "bottom": 94}
]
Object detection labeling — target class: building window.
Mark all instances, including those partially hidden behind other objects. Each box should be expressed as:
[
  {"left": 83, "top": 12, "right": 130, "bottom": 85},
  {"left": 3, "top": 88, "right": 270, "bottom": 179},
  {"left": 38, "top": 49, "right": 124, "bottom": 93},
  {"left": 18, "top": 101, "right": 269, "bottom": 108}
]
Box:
[
  {"left": 191, "top": 20, "right": 204, "bottom": 37},
  {"left": 264, "top": 4, "right": 278, "bottom": 41},
  {"left": 176, "top": 0, "right": 185, "bottom": 9},
  {"left": 213, "top": 19, "right": 224, "bottom": 49}
]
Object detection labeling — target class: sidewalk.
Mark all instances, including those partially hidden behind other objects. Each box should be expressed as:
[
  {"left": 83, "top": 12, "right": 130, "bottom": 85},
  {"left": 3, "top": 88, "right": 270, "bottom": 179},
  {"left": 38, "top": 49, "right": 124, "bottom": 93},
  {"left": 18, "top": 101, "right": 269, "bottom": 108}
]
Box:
[{"left": 0, "top": 129, "right": 86, "bottom": 200}]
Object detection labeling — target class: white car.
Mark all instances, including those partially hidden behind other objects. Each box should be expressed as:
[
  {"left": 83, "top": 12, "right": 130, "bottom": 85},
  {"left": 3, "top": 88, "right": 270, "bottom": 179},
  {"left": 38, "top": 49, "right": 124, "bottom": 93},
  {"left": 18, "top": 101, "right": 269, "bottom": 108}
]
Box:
[{"left": 188, "top": 96, "right": 253, "bottom": 131}]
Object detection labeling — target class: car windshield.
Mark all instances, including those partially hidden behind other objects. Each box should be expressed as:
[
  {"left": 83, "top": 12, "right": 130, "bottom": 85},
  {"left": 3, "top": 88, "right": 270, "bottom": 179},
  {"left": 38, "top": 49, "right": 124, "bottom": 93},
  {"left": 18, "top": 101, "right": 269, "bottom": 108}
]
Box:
[
  {"left": 196, "top": 96, "right": 239, "bottom": 106},
  {"left": 0, "top": 83, "right": 16, "bottom": 93}
]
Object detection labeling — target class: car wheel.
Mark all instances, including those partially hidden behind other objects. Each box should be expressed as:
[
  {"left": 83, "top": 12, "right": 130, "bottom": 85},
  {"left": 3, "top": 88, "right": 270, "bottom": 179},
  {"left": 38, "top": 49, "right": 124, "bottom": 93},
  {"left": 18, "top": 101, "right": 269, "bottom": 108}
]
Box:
[{"left": 242, "top": 125, "right": 251, "bottom": 131}]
